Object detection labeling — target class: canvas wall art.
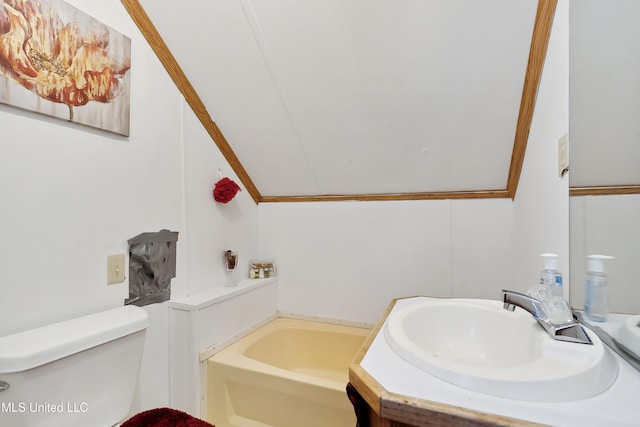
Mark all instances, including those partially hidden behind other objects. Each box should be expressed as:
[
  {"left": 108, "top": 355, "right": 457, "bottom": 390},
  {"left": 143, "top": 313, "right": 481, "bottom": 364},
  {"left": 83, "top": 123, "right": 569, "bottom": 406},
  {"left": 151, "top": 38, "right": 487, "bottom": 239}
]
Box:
[{"left": 0, "top": 0, "right": 131, "bottom": 136}]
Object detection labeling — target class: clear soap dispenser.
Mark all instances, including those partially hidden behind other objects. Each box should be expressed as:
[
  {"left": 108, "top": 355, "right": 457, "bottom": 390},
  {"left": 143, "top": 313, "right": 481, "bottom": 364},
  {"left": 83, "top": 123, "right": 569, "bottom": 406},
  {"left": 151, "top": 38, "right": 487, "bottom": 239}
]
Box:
[
  {"left": 584, "top": 254, "right": 614, "bottom": 322},
  {"left": 539, "top": 253, "right": 563, "bottom": 297}
]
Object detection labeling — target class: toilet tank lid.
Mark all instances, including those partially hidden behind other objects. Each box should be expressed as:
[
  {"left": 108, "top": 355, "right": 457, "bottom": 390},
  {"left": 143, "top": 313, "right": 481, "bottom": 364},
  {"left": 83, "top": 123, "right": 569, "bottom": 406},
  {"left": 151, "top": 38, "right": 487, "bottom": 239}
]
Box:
[{"left": 0, "top": 305, "right": 148, "bottom": 374}]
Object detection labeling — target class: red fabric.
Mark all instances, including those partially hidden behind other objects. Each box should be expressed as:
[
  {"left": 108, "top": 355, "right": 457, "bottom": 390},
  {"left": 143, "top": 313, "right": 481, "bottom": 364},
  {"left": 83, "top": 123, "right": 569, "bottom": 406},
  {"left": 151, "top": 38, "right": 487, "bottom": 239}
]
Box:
[
  {"left": 121, "top": 407, "right": 215, "bottom": 427},
  {"left": 213, "top": 177, "right": 241, "bottom": 203}
]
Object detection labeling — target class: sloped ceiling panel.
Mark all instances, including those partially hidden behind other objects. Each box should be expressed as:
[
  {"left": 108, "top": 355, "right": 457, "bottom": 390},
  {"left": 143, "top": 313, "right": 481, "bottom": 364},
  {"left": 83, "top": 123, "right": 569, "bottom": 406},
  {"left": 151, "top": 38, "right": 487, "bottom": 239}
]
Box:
[{"left": 138, "top": 0, "right": 539, "bottom": 197}]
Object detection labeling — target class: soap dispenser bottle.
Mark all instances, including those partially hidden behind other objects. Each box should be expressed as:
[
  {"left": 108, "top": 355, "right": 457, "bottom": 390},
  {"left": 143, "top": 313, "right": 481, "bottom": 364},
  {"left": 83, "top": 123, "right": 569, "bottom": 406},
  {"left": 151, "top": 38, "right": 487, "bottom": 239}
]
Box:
[
  {"left": 539, "top": 253, "right": 563, "bottom": 297},
  {"left": 584, "top": 254, "right": 614, "bottom": 322}
]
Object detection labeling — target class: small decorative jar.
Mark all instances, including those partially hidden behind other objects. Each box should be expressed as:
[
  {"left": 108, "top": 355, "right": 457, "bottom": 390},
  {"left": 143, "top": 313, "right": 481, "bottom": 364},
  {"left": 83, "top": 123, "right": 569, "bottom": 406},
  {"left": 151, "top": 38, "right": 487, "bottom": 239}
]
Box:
[
  {"left": 224, "top": 250, "right": 238, "bottom": 272},
  {"left": 249, "top": 259, "right": 276, "bottom": 279}
]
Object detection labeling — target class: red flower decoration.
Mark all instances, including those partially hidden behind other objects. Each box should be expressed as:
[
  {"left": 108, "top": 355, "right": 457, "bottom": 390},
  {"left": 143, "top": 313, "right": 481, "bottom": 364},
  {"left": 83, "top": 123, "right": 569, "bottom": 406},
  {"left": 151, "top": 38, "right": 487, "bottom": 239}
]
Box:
[{"left": 213, "top": 177, "right": 241, "bottom": 203}]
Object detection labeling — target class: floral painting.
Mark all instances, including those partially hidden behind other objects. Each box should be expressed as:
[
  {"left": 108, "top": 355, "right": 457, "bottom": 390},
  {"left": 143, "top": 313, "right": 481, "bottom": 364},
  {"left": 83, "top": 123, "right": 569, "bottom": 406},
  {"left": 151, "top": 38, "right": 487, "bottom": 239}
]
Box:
[{"left": 0, "top": 0, "right": 131, "bottom": 136}]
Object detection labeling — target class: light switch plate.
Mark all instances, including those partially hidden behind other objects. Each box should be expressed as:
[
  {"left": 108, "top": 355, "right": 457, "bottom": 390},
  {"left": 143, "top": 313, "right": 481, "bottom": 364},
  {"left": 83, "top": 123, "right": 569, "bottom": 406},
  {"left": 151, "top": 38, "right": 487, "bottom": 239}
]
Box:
[
  {"left": 107, "top": 254, "right": 126, "bottom": 284},
  {"left": 558, "top": 134, "right": 569, "bottom": 176}
]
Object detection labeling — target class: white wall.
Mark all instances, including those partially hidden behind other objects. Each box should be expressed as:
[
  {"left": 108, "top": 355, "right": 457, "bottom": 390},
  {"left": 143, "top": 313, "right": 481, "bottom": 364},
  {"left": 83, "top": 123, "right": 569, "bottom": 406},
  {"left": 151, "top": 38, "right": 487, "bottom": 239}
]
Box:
[
  {"left": 512, "top": 0, "right": 570, "bottom": 296},
  {"left": 0, "top": 0, "right": 259, "bottom": 413},
  {"left": 0, "top": 1, "right": 181, "bottom": 336},
  {"left": 258, "top": 199, "right": 515, "bottom": 324}
]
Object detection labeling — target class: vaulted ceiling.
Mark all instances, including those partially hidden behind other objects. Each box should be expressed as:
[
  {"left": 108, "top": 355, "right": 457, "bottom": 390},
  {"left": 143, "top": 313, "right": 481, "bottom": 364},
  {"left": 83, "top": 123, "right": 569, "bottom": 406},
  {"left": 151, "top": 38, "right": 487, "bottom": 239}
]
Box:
[{"left": 122, "top": 0, "right": 558, "bottom": 203}]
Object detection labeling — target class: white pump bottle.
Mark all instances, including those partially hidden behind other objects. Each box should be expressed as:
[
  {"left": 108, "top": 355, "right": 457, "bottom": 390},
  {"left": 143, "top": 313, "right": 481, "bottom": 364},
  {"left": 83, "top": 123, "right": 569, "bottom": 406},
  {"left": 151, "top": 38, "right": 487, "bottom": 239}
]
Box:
[
  {"left": 584, "top": 254, "right": 614, "bottom": 322},
  {"left": 539, "top": 253, "right": 563, "bottom": 297}
]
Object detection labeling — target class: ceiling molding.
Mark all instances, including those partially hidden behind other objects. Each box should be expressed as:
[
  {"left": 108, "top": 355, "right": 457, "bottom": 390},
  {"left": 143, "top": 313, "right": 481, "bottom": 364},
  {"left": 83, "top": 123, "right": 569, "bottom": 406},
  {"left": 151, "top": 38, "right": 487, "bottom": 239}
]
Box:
[
  {"left": 569, "top": 185, "right": 640, "bottom": 197},
  {"left": 259, "top": 190, "right": 511, "bottom": 203},
  {"left": 506, "top": 0, "right": 558, "bottom": 200},
  {"left": 122, "top": 0, "right": 557, "bottom": 204}
]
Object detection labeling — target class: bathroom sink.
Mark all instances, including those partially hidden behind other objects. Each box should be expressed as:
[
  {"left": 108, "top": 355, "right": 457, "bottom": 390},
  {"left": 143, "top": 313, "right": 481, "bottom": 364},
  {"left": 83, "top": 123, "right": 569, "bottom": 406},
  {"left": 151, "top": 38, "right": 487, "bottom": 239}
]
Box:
[{"left": 384, "top": 298, "right": 618, "bottom": 402}]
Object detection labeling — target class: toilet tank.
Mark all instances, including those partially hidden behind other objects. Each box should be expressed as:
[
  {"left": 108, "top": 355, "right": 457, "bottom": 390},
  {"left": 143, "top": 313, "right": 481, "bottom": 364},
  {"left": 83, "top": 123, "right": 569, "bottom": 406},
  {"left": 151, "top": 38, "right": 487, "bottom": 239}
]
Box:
[{"left": 0, "top": 305, "right": 148, "bottom": 427}]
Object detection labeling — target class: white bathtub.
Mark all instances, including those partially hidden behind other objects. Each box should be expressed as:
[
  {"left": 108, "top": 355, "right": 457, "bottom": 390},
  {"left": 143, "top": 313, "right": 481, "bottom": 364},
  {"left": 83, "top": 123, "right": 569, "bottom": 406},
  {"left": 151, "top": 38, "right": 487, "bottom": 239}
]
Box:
[{"left": 207, "top": 317, "right": 370, "bottom": 427}]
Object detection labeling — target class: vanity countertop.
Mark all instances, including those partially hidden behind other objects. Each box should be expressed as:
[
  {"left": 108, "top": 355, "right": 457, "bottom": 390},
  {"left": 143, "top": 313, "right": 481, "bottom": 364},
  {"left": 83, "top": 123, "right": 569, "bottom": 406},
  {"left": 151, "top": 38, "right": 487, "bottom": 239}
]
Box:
[{"left": 349, "top": 297, "right": 640, "bottom": 427}]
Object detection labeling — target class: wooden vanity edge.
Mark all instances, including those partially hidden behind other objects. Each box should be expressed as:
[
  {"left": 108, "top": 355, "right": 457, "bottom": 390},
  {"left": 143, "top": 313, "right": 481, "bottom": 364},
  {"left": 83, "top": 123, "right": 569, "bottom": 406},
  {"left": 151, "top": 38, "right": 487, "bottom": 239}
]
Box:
[
  {"left": 348, "top": 297, "right": 550, "bottom": 427},
  {"left": 349, "top": 297, "right": 399, "bottom": 414},
  {"left": 381, "top": 392, "right": 547, "bottom": 427}
]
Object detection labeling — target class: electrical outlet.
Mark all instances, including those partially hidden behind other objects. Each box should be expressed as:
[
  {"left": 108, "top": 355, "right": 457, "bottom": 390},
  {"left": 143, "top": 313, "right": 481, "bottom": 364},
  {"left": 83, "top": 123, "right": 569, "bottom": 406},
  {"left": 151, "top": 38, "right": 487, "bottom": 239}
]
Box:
[
  {"left": 558, "top": 134, "right": 569, "bottom": 176},
  {"left": 107, "top": 254, "right": 126, "bottom": 284}
]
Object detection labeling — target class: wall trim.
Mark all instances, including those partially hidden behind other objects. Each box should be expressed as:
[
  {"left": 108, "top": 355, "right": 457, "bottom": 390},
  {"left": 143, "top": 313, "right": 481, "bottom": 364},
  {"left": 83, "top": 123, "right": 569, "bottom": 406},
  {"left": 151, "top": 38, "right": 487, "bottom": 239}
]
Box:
[
  {"left": 569, "top": 185, "right": 640, "bottom": 197},
  {"left": 506, "top": 0, "right": 558, "bottom": 200},
  {"left": 259, "top": 189, "right": 511, "bottom": 203}
]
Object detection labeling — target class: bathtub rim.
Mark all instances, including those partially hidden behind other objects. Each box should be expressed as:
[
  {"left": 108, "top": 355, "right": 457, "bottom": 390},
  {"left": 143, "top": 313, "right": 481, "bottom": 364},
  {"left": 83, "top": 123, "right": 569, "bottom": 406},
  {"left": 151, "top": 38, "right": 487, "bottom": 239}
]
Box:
[
  {"left": 199, "top": 312, "right": 374, "bottom": 362},
  {"left": 198, "top": 313, "right": 374, "bottom": 421},
  {"left": 205, "top": 316, "right": 373, "bottom": 427}
]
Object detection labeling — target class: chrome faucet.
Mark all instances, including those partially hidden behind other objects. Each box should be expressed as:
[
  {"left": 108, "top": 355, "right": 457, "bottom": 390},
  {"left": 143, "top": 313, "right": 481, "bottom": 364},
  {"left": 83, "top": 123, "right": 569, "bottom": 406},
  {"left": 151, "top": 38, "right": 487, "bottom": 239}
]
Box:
[{"left": 502, "top": 290, "right": 592, "bottom": 345}]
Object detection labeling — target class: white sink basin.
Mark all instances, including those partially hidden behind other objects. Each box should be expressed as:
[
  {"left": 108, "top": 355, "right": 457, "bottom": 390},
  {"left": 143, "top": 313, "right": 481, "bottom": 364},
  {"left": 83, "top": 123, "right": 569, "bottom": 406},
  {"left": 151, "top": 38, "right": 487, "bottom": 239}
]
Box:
[{"left": 384, "top": 297, "right": 618, "bottom": 402}]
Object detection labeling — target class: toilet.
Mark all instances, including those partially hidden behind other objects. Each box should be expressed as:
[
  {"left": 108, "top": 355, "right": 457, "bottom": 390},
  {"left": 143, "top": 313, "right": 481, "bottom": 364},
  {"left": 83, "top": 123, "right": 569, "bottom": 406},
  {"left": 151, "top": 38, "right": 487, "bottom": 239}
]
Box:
[{"left": 0, "top": 305, "right": 148, "bottom": 427}]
